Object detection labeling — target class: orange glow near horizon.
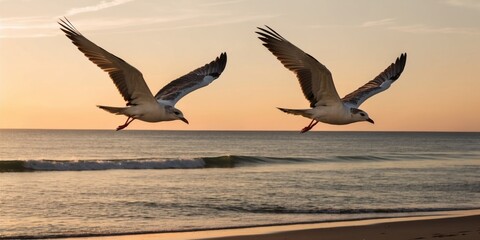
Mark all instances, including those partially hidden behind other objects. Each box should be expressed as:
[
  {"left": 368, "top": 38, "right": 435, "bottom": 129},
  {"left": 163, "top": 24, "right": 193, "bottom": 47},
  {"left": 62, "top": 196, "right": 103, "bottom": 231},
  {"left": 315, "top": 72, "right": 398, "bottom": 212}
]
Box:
[{"left": 1, "top": 0, "right": 479, "bottom": 131}]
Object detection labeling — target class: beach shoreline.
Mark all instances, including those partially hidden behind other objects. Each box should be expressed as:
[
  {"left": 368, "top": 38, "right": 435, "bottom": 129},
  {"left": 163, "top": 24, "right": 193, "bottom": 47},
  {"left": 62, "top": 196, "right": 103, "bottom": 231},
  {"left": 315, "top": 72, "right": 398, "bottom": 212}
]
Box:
[
  {"left": 59, "top": 209, "right": 480, "bottom": 240},
  {"left": 2, "top": 131, "right": 478, "bottom": 240}
]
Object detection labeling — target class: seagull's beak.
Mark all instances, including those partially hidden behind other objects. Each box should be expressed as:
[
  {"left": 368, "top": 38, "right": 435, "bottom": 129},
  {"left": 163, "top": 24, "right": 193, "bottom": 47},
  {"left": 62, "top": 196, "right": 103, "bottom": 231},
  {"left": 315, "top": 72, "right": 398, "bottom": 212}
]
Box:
[
  {"left": 367, "top": 118, "right": 375, "bottom": 124},
  {"left": 180, "top": 117, "right": 189, "bottom": 124}
]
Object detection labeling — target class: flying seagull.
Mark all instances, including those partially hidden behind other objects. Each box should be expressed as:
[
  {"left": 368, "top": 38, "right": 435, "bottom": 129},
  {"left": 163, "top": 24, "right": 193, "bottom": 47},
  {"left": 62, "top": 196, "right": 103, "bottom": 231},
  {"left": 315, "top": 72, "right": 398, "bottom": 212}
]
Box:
[
  {"left": 256, "top": 26, "right": 406, "bottom": 133},
  {"left": 59, "top": 18, "right": 227, "bottom": 130}
]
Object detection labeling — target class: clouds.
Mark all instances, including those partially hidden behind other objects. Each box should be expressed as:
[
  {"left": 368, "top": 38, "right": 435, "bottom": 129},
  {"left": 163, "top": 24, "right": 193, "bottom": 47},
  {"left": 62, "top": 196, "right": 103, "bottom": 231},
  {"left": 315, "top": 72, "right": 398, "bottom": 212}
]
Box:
[
  {"left": 199, "top": 0, "right": 248, "bottom": 7},
  {"left": 0, "top": 0, "right": 274, "bottom": 39},
  {"left": 0, "top": 0, "right": 137, "bottom": 38},
  {"left": 311, "top": 17, "right": 479, "bottom": 36},
  {"left": 361, "top": 18, "right": 480, "bottom": 36},
  {"left": 361, "top": 18, "right": 395, "bottom": 27},
  {"left": 65, "top": 0, "right": 135, "bottom": 17},
  {"left": 1, "top": 0, "right": 479, "bottom": 40},
  {"left": 445, "top": 0, "right": 480, "bottom": 10},
  {"left": 389, "top": 24, "right": 480, "bottom": 35}
]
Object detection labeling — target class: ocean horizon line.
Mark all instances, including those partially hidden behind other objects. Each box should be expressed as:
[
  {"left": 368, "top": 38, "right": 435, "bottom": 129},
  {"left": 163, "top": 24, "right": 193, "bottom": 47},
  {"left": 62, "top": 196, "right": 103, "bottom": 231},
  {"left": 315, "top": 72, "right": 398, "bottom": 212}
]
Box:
[{"left": 1, "top": 128, "right": 479, "bottom": 133}]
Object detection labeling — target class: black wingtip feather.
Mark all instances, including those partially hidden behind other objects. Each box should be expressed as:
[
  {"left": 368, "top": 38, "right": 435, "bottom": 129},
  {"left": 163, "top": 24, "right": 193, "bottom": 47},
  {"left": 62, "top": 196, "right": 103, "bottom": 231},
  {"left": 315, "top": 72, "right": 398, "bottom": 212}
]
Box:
[
  {"left": 216, "top": 52, "right": 227, "bottom": 74},
  {"left": 58, "top": 17, "right": 82, "bottom": 37},
  {"left": 256, "top": 26, "right": 286, "bottom": 42},
  {"left": 390, "top": 52, "right": 407, "bottom": 81}
]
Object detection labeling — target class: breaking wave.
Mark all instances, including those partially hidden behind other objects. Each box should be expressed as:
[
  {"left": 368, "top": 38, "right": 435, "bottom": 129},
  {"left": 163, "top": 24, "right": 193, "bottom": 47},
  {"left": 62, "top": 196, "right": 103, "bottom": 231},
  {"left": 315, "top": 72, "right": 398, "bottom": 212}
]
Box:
[{"left": 0, "top": 152, "right": 476, "bottom": 172}]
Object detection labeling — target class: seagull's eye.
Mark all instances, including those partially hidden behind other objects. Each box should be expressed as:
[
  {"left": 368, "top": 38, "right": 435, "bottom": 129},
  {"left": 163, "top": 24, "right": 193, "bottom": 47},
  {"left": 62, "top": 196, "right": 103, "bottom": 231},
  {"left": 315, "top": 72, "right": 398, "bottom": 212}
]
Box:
[{"left": 360, "top": 113, "right": 365, "bottom": 117}]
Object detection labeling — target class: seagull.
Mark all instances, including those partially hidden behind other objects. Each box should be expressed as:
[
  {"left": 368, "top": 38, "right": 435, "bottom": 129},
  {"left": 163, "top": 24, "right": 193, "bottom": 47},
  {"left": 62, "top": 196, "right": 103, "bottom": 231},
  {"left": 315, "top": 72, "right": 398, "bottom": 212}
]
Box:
[
  {"left": 59, "top": 18, "right": 227, "bottom": 131},
  {"left": 256, "top": 26, "right": 407, "bottom": 133}
]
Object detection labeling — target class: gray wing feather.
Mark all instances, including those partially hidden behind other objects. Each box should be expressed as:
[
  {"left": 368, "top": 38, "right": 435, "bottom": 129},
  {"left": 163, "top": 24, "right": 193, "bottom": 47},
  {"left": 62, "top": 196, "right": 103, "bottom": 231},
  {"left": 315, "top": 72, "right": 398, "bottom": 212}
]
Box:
[
  {"left": 342, "top": 53, "right": 407, "bottom": 108},
  {"left": 256, "top": 26, "right": 341, "bottom": 107},
  {"left": 155, "top": 52, "right": 227, "bottom": 106},
  {"left": 59, "top": 18, "right": 155, "bottom": 106}
]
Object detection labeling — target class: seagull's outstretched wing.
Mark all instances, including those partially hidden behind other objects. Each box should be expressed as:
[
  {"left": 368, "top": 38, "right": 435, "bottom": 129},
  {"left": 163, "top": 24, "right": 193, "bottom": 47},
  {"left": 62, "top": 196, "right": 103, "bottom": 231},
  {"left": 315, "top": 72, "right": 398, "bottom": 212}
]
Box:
[
  {"left": 342, "top": 53, "right": 407, "bottom": 108},
  {"left": 155, "top": 53, "right": 227, "bottom": 106},
  {"left": 256, "top": 26, "right": 341, "bottom": 107},
  {"left": 59, "top": 18, "right": 155, "bottom": 106}
]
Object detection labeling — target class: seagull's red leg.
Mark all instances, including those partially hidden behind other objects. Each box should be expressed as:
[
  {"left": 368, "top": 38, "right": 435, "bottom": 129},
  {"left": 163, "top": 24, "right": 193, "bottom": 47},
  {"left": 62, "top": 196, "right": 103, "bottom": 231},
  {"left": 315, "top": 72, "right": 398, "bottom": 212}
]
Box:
[
  {"left": 310, "top": 120, "right": 319, "bottom": 128},
  {"left": 301, "top": 120, "right": 319, "bottom": 133},
  {"left": 301, "top": 119, "right": 315, "bottom": 133},
  {"left": 116, "top": 117, "right": 135, "bottom": 131}
]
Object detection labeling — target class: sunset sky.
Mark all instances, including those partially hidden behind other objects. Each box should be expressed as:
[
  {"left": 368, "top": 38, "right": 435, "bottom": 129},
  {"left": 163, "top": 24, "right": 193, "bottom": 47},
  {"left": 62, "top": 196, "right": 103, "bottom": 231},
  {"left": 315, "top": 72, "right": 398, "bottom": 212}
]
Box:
[{"left": 1, "top": 0, "right": 479, "bottom": 131}]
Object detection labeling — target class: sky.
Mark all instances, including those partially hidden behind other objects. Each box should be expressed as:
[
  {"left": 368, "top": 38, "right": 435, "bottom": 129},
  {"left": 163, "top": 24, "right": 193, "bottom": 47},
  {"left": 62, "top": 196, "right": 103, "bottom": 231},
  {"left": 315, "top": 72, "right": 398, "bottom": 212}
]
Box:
[{"left": 1, "top": 0, "right": 479, "bottom": 131}]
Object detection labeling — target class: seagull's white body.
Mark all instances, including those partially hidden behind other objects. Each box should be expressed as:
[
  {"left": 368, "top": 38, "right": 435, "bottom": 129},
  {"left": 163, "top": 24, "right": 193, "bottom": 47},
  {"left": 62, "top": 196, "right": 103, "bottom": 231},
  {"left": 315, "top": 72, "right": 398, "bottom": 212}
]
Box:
[
  {"left": 59, "top": 18, "right": 227, "bottom": 130},
  {"left": 256, "top": 26, "right": 407, "bottom": 132},
  {"left": 309, "top": 105, "right": 353, "bottom": 125},
  {"left": 122, "top": 102, "right": 168, "bottom": 122}
]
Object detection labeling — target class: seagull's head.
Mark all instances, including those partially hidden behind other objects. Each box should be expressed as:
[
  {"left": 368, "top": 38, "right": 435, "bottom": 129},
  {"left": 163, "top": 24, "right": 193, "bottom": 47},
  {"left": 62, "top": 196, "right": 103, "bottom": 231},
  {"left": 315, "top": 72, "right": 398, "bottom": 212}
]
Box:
[
  {"left": 351, "top": 108, "right": 374, "bottom": 124},
  {"left": 167, "top": 106, "right": 189, "bottom": 124}
]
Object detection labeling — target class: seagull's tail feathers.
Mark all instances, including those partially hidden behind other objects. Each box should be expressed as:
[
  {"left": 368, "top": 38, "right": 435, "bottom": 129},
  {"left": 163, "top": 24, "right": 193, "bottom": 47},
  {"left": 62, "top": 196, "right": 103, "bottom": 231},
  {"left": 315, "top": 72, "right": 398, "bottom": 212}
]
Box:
[
  {"left": 97, "top": 105, "right": 126, "bottom": 115},
  {"left": 277, "top": 107, "right": 312, "bottom": 118}
]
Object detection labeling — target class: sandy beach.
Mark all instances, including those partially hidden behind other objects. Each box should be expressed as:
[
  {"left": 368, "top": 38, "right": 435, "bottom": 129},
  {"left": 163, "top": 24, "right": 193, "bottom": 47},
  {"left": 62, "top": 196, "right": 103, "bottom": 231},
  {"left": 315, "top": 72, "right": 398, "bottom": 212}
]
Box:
[{"left": 63, "top": 209, "right": 480, "bottom": 240}]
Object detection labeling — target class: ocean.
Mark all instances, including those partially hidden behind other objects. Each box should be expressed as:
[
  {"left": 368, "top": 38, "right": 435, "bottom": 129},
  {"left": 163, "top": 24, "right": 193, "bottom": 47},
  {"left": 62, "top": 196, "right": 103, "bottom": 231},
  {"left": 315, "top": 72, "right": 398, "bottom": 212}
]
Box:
[{"left": 0, "top": 130, "right": 479, "bottom": 239}]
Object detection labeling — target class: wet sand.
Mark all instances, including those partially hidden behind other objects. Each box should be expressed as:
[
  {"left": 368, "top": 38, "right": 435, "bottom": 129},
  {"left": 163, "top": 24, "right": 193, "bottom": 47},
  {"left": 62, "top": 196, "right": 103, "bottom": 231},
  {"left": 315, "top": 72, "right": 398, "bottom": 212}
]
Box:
[{"left": 64, "top": 209, "right": 480, "bottom": 240}]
